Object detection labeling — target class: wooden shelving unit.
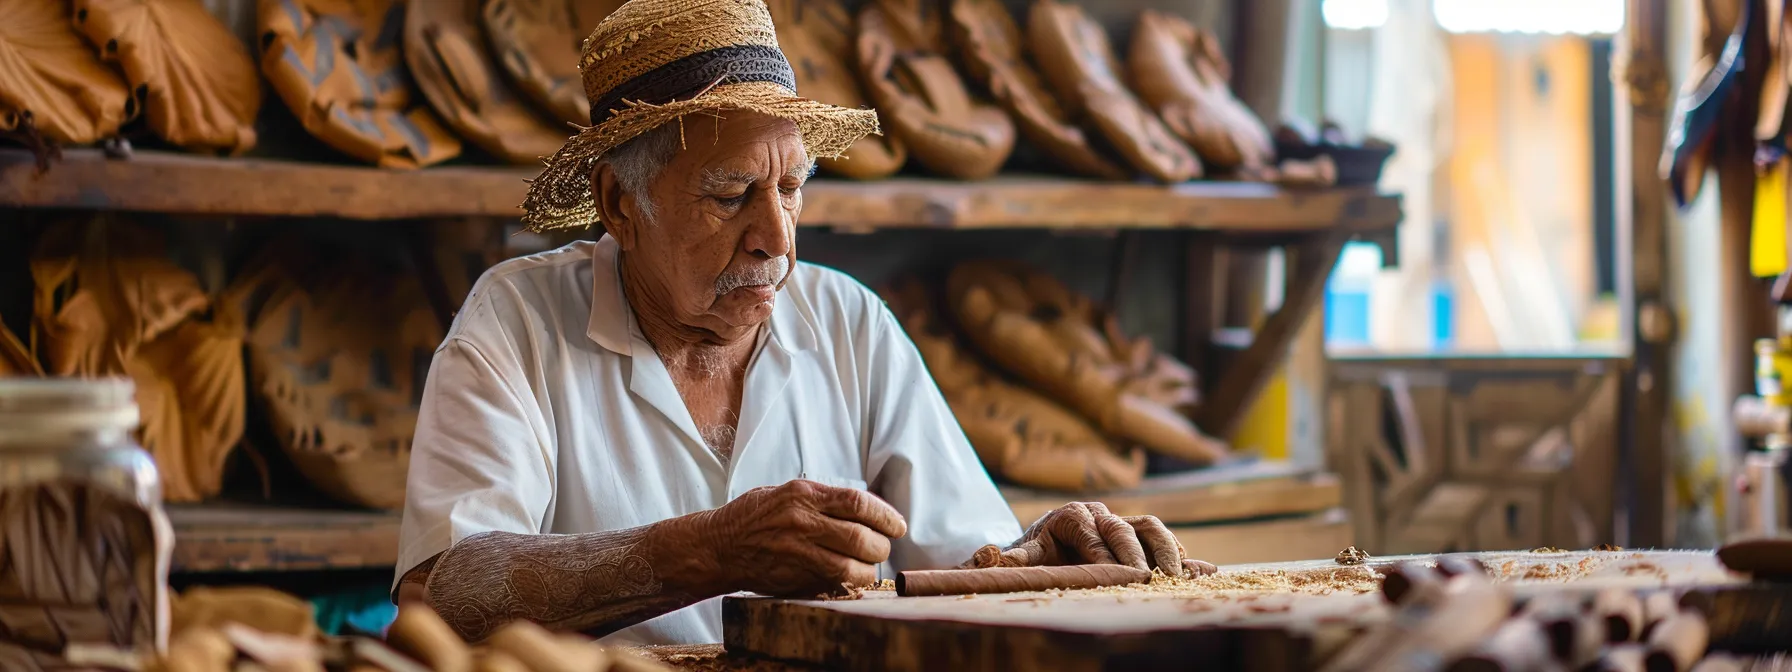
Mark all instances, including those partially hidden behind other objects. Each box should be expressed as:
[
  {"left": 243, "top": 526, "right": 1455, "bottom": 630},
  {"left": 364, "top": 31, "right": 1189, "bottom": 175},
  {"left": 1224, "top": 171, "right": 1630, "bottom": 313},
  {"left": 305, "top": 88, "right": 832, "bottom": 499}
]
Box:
[
  {"left": 0, "top": 149, "right": 1399, "bottom": 233},
  {"left": 2, "top": 147, "right": 1402, "bottom": 573}
]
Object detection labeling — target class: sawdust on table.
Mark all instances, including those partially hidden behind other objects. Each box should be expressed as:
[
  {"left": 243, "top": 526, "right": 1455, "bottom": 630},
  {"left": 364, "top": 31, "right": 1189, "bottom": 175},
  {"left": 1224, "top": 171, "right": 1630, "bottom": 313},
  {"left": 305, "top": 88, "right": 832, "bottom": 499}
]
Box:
[
  {"left": 1083, "top": 552, "right": 1616, "bottom": 599},
  {"left": 1089, "top": 566, "right": 1386, "bottom": 598}
]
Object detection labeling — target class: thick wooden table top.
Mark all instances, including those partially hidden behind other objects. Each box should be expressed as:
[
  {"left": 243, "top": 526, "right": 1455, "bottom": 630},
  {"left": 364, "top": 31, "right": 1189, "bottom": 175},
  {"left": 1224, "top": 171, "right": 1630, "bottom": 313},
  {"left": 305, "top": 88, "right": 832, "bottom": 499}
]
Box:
[{"left": 723, "top": 550, "right": 1777, "bottom": 672}]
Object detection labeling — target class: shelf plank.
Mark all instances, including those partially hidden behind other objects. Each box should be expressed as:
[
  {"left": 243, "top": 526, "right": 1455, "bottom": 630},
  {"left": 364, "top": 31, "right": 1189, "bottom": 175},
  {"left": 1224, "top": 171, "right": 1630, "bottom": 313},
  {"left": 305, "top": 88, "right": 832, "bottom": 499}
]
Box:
[
  {"left": 1000, "top": 460, "right": 1342, "bottom": 527},
  {"left": 167, "top": 504, "right": 400, "bottom": 573},
  {"left": 1, "top": 149, "right": 1401, "bottom": 231}
]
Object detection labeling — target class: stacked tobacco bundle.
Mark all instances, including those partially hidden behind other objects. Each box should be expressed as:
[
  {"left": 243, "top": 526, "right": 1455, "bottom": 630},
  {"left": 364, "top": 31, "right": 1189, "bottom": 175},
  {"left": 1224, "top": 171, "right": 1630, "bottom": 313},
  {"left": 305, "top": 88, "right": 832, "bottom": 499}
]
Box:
[
  {"left": 1321, "top": 557, "right": 1733, "bottom": 672},
  {"left": 67, "top": 587, "right": 671, "bottom": 672}
]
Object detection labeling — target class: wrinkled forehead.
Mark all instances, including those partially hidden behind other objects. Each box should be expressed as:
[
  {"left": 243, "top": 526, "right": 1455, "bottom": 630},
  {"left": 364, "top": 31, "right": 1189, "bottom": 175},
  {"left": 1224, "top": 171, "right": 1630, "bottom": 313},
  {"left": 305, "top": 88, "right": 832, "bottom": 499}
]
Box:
[{"left": 666, "top": 111, "right": 808, "bottom": 174}]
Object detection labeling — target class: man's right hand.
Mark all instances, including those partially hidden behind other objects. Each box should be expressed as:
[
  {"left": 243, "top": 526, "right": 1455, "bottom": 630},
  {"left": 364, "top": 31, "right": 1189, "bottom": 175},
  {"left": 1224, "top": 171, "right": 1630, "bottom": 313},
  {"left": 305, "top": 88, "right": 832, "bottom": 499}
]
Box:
[{"left": 687, "top": 479, "right": 909, "bottom": 597}]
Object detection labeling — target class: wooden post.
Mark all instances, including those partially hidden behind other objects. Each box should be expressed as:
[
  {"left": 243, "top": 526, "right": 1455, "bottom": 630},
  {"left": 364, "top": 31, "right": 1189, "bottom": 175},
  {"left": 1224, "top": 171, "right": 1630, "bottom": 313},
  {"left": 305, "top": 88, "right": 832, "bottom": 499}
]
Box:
[{"left": 1620, "top": 0, "right": 1672, "bottom": 547}]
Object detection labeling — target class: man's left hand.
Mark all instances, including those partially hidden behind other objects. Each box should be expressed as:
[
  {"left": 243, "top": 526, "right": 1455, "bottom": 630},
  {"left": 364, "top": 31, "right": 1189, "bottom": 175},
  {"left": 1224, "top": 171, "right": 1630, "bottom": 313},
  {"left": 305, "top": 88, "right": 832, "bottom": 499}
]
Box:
[{"left": 961, "top": 502, "right": 1218, "bottom": 579}]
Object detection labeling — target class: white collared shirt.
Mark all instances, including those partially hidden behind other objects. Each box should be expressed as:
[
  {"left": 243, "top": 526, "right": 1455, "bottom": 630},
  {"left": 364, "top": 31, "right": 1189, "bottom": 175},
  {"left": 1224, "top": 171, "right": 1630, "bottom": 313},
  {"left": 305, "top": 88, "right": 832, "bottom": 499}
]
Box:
[{"left": 394, "top": 237, "right": 1022, "bottom": 645}]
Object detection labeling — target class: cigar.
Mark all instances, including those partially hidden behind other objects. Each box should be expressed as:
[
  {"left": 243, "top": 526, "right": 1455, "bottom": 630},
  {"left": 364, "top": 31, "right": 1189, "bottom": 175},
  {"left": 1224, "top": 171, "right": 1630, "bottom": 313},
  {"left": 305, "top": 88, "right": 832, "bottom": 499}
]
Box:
[
  {"left": 1381, "top": 561, "right": 1446, "bottom": 605},
  {"left": 1592, "top": 589, "right": 1646, "bottom": 641},
  {"left": 1322, "top": 574, "right": 1513, "bottom": 672},
  {"left": 1520, "top": 597, "right": 1604, "bottom": 665},
  {"left": 1444, "top": 618, "right": 1551, "bottom": 672},
  {"left": 386, "top": 605, "right": 472, "bottom": 672},
  {"left": 896, "top": 564, "right": 1152, "bottom": 597},
  {"left": 1639, "top": 592, "right": 1679, "bottom": 641},
  {"left": 1643, "top": 612, "right": 1709, "bottom": 672},
  {"left": 486, "top": 621, "right": 608, "bottom": 672},
  {"left": 1582, "top": 644, "right": 1647, "bottom": 672},
  {"left": 1716, "top": 538, "right": 1792, "bottom": 580}
]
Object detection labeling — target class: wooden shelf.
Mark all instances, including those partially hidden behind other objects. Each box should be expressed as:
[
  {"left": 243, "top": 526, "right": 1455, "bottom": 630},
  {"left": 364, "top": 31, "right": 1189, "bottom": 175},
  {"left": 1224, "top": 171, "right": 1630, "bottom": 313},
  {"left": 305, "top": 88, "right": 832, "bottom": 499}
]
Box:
[
  {"left": 0, "top": 149, "right": 1401, "bottom": 231},
  {"left": 167, "top": 504, "right": 400, "bottom": 573},
  {"left": 1000, "top": 460, "right": 1341, "bottom": 527}
]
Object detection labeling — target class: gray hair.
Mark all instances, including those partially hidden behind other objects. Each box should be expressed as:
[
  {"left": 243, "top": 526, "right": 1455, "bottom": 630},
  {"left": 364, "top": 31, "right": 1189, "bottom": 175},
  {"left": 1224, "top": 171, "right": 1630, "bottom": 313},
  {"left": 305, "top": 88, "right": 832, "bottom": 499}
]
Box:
[
  {"left": 595, "top": 119, "right": 817, "bottom": 224},
  {"left": 598, "top": 122, "right": 683, "bottom": 223}
]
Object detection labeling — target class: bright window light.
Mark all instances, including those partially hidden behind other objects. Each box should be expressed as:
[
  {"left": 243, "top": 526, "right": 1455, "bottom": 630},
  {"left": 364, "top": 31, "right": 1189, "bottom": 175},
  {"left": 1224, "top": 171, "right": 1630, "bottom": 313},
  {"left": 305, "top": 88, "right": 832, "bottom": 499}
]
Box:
[
  {"left": 1324, "top": 0, "right": 1390, "bottom": 30},
  {"left": 1433, "top": 0, "right": 1625, "bottom": 34}
]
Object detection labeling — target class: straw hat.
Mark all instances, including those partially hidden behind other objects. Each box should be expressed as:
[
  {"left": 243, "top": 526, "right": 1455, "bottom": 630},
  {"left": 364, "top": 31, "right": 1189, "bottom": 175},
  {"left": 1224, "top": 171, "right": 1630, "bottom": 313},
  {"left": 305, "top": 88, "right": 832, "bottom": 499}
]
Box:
[{"left": 520, "top": 0, "right": 882, "bottom": 233}]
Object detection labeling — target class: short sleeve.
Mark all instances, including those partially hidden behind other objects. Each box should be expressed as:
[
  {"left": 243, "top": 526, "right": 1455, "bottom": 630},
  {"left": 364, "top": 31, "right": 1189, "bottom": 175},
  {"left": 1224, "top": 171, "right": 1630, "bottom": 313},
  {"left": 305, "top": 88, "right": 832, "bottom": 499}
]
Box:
[
  {"left": 392, "top": 337, "right": 556, "bottom": 593},
  {"left": 861, "top": 304, "right": 1022, "bottom": 570}
]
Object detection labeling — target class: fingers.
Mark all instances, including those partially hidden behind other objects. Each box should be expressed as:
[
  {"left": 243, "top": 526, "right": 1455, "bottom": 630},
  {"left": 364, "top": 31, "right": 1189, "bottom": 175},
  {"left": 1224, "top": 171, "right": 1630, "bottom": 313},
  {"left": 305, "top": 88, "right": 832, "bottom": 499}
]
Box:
[
  {"left": 998, "top": 538, "right": 1050, "bottom": 567},
  {"left": 1089, "top": 506, "right": 1148, "bottom": 572},
  {"left": 807, "top": 514, "right": 893, "bottom": 565},
  {"left": 808, "top": 483, "right": 908, "bottom": 539},
  {"left": 1047, "top": 503, "right": 1115, "bottom": 565},
  {"left": 1183, "top": 559, "right": 1218, "bottom": 577},
  {"left": 1123, "top": 515, "right": 1187, "bottom": 578}
]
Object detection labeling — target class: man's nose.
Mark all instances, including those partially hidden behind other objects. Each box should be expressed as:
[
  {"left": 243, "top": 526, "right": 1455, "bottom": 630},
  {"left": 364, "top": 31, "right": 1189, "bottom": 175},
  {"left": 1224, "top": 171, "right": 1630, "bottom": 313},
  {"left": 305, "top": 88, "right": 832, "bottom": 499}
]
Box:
[{"left": 741, "top": 189, "right": 794, "bottom": 259}]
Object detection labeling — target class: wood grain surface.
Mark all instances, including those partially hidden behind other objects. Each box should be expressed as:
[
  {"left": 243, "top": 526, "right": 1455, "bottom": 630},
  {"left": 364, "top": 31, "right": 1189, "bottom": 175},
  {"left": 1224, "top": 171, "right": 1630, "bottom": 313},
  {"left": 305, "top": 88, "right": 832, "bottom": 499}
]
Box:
[
  {"left": 723, "top": 550, "right": 1786, "bottom": 672},
  {"left": 0, "top": 150, "right": 1401, "bottom": 232}
]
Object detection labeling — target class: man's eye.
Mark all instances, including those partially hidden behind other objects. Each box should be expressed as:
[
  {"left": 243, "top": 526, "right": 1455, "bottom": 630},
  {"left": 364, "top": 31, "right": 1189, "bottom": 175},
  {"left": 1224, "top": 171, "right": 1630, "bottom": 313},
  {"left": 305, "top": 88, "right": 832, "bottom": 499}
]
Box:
[
  {"left": 778, "top": 184, "right": 800, "bottom": 197},
  {"left": 714, "top": 193, "right": 749, "bottom": 208}
]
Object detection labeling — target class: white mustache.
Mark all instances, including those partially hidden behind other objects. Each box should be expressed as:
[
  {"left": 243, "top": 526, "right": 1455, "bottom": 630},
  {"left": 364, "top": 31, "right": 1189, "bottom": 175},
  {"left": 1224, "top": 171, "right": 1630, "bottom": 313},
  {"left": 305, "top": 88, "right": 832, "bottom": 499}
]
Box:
[{"left": 715, "top": 257, "right": 789, "bottom": 295}]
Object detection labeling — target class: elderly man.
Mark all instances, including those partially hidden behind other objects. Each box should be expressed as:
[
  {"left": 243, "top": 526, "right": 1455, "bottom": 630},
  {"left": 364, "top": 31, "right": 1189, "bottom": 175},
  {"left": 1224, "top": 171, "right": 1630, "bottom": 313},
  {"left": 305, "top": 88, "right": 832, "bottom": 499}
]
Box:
[{"left": 394, "top": 0, "right": 1211, "bottom": 645}]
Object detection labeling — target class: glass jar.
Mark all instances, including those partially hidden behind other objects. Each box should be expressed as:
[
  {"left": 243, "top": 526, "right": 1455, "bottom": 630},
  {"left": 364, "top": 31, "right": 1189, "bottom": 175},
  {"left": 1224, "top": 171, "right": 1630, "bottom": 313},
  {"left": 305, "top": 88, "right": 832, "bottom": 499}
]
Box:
[{"left": 0, "top": 377, "right": 172, "bottom": 661}]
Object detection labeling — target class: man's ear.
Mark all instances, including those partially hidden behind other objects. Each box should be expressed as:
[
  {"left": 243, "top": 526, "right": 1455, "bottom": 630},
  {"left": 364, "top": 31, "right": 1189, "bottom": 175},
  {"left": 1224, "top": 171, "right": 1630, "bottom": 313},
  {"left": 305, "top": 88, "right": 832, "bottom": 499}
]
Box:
[{"left": 592, "top": 162, "right": 638, "bottom": 250}]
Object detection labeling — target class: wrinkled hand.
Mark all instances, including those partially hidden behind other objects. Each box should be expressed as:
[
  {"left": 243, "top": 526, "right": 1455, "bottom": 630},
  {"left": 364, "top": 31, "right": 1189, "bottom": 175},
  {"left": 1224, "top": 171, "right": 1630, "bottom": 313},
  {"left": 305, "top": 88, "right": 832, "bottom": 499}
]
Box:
[
  {"left": 691, "top": 479, "right": 908, "bottom": 597},
  {"left": 962, "top": 502, "right": 1217, "bottom": 579}
]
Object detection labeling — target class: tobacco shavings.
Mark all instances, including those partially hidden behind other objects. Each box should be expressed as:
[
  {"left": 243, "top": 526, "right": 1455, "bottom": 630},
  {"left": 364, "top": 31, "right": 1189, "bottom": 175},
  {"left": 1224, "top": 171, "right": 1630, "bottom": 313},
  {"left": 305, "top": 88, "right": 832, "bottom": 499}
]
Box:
[
  {"left": 818, "top": 582, "right": 865, "bottom": 601},
  {"left": 1531, "top": 546, "right": 1567, "bottom": 553},
  {"left": 1622, "top": 562, "right": 1664, "bottom": 577},
  {"left": 868, "top": 579, "right": 896, "bottom": 591},
  {"left": 1594, "top": 543, "right": 1624, "bottom": 551}
]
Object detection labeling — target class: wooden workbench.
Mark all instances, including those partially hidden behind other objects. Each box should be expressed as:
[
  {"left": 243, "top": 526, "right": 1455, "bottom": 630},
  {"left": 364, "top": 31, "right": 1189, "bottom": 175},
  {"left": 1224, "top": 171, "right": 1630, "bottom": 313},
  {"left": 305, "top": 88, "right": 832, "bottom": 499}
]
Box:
[{"left": 722, "top": 550, "right": 1786, "bottom": 672}]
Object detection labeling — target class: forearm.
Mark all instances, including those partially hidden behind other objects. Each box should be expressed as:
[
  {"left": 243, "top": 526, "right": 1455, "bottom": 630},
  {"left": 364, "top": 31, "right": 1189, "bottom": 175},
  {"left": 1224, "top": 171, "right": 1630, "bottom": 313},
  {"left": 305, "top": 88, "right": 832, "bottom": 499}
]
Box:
[{"left": 422, "top": 519, "right": 719, "bottom": 642}]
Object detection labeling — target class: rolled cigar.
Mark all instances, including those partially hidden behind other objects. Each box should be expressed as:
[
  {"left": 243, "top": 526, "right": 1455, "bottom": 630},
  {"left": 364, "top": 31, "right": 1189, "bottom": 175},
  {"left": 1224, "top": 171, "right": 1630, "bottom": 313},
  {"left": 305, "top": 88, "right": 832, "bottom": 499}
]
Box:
[
  {"left": 1445, "top": 618, "right": 1552, "bottom": 672},
  {"left": 1592, "top": 589, "right": 1646, "bottom": 641},
  {"left": 1715, "top": 538, "right": 1792, "bottom": 580},
  {"left": 487, "top": 621, "right": 608, "bottom": 672},
  {"left": 386, "top": 605, "right": 472, "bottom": 672},
  {"left": 895, "top": 565, "right": 1152, "bottom": 597},
  {"left": 1640, "top": 592, "right": 1679, "bottom": 640},
  {"left": 1381, "top": 561, "right": 1446, "bottom": 605},
  {"left": 1687, "top": 654, "right": 1744, "bottom": 672},
  {"left": 1643, "top": 613, "right": 1709, "bottom": 672},
  {"left": 1322, "top": 574, "right": 1512, "bottom": 672},
  {"left": 1583, "top": 644, "right": 1647, "bottom": 672},
  {"left": 1521, "top": 597, "right": 1604, "bottom": 665}
]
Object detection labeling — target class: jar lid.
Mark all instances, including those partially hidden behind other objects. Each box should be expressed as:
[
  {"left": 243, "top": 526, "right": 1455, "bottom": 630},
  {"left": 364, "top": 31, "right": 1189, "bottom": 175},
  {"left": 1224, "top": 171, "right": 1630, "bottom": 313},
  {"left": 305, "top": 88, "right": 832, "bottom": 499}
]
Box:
[{"left": 0, "top": 377, "right": 140, "bottom": 434}]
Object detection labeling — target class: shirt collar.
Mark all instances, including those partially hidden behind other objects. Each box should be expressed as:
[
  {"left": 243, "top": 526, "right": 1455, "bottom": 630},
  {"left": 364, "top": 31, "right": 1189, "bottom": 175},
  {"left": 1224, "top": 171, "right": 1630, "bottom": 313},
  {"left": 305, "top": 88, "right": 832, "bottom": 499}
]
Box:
[{"left": 585, "top": 236, "right": 817, "bottom": 356}]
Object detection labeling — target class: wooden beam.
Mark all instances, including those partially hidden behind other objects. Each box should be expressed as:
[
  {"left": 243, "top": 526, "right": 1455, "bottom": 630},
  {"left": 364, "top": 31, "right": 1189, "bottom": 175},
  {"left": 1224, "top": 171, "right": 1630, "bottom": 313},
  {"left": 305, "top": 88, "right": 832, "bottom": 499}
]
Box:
[
  {"left": 1620, "top": 0, "right": 1672, "bottom": 548},
  {"left": 1199, "top": 235, "right": 1347, "bottom": 438},
  {"left": 0, "top": 149, "right": 1403, "bottom": 232},
  {"left": 1182, "top": 232, "right": 1224, "bottom": 379}
]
